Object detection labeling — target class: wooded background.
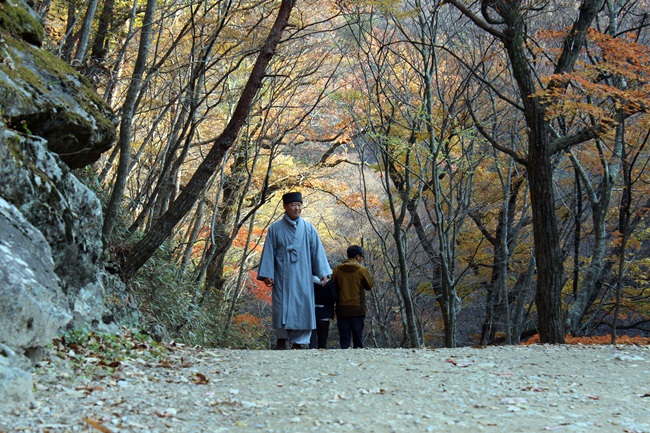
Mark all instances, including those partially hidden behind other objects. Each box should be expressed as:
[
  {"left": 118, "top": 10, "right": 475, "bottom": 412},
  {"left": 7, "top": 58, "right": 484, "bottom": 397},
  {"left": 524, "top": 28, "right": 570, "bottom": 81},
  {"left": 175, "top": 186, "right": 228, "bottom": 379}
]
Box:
[{"left": 37, "top": 0, "right": 650, "bottom": 348}]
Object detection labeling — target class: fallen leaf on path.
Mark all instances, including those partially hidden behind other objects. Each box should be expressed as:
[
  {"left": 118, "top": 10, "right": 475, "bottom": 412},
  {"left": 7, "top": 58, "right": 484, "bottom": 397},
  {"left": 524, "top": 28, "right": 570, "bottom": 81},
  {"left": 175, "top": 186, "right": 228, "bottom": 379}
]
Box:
[
  {"left": 83, "top": 417, "right": 113, "bottom": 432},
  {"left": 521, "top": 386, "right": 547, "bottom": 392},
  {"left": 98, "top": 360, "right": 121, "bottom": 368},
  {"left": 154, "top": 408, "right": 182, "bottom": 419},
  {"left": 76, "top": 385, "right": 105, "bottom": 393},
  {"left": 193, "top": 373, "right": 209, "bottom": 384}
]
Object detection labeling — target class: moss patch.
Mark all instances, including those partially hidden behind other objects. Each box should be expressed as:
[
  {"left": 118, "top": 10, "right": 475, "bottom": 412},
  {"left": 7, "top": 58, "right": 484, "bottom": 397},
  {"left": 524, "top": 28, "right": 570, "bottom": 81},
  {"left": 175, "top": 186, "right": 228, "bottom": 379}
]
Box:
[
  {"left": 0, "top": 0, "right": 44, "bottom": 46},
  {"left": 0, "top": 34, "right": 116, "bottom": 152},
  {"left": 0, "top": 1, "right": 116, "bottom": 168}
]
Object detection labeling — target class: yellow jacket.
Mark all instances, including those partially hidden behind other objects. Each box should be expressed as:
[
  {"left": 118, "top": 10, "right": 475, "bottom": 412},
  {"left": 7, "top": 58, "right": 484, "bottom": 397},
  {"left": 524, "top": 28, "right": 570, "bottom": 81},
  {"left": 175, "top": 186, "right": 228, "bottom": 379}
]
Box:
[{"left": 332, "top": 258, "right": 373, "bottom": 316}]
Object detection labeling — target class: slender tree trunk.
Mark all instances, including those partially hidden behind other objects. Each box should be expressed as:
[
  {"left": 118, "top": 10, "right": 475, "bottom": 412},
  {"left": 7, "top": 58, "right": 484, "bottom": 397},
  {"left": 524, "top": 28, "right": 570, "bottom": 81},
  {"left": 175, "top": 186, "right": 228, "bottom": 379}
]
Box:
[
  {"left": 90, "top": 0, "right": 116, "bottom": 60},
  {"left": 497, "top": 211, "right": 511, "bottom": 344},
  {"left": 103, "top": 0, "right": 138, "bottom": 105},
  {"left": 612, "top": 136, "right": 630, "bottom": 345},
  {"left": 565, "top": 139, "right": 621, "bottom": 334},
  {"left": 60, "top": 2, "right": 80, "bottom": 62},
  {"left": 223, "top": 215, "right": 257, "bottom": 338},
  {"left": 180, "top": 198, "right": 206, "bottom": 273},
  {"left": 74, "top": 0, "right": 100, "bottom": 63},
  {"left": 511, "top": 256, "right": 536, "bottom": 344},
  {"left": 103, "top": 0, "right": 157, "bottom": 242},
  {"left": 572, "top": 167, "right": 582, "bottom": 298},
  {"left": 120, "top": 0, "right": 297, "bottom": 279},
  {"left": 394, "top": 224, "right": 420, "bottom": 347},
  {"left": 565, "top": 0, "right": 625, "bottom": 333}
]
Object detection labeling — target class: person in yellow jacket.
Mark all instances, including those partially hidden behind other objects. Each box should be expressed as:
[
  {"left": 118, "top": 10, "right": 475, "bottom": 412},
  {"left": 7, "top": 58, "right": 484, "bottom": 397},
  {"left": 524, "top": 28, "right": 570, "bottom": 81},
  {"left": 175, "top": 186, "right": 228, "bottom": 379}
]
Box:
[{"left": 331, "top": 245, "right": 373, "bottom": 348}]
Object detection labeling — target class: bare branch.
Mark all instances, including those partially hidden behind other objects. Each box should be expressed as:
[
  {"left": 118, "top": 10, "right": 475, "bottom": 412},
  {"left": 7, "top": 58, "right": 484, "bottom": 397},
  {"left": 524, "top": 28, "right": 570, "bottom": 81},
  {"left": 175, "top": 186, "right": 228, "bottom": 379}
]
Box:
[{"left": 445, "top": 0, "right": 505, "bottom": 40}]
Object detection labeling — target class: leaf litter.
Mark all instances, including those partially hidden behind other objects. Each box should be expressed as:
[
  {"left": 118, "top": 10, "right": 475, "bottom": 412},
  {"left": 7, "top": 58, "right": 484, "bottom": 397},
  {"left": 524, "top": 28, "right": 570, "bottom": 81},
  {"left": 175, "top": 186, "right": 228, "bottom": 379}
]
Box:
[{"left": 0, "top": 339, "right": 649, "bottom": 433}]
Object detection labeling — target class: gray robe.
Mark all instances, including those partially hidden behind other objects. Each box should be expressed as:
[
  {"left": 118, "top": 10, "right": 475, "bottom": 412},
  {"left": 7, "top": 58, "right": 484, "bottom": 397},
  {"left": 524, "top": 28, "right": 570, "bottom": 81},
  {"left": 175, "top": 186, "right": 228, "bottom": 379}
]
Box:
[{"left": 257, "top": 214, "right": 332, "bottom": 330}]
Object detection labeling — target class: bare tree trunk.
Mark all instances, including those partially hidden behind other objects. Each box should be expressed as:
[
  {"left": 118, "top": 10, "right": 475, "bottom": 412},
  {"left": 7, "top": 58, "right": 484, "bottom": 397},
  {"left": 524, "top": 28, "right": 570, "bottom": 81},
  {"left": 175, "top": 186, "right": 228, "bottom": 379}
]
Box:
[
  {"left": 102, "top": 0, "right": 138, "bottom": 106},
  {"left": 103, "top": 0, "right": 157, "bottom": 242},
  {"left": 564, "top": 138, "right": 622, "bottom": 334},
  {"left": 74, "top": 0, "right": 100, "bottom": 63},
  {"left": 180, "top": 198, "right": 205, "bottom": 272},
  {"left": 527, "top": 133, "right": 565, "bottom": 343},
  {"left": 120, "top": 0, "right": 297, "bottom": 279},
  {"left": 472, "top": 177, "right": 527, "bottom": 345},
  {"left": 565, "top": 0, "right": 626, "bottom": 334},
  {"left": 612, "top": 132, "right": 630, "bottom": 345},
  {"left": 90, "top": 0, "right": 116, "bottom": 60},
  {"left": 222, "top": 215, "right": 257, "bottom": 339},
  {"left": 448, "top": 0, "right": 605, "bottom": 343},
  {"left": 59, "top": 2, "right": 81, "bottom": 62},
  {"left": 394, "top": 221, "right": 420, "bottom": 347},
  {"left": 511, "top": 256, "right": 536, "bottom": 344},
  {"left": 612, "top": 120, "right": 649, "bottom": 343}
]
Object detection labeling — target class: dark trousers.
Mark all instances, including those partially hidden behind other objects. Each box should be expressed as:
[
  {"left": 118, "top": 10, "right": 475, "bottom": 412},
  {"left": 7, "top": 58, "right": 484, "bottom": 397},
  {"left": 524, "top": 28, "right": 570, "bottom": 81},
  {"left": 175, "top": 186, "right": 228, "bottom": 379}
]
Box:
[
  {"left": 309, "top": 320, "right": 331, "bottom": 349},
  {"left": 337, "top": 315, "right": 365, "bottom": 349}
]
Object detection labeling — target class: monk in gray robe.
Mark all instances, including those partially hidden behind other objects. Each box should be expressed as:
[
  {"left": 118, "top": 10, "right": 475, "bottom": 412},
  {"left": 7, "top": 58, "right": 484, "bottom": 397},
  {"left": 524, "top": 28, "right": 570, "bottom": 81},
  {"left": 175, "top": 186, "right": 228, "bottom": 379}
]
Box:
[{"left": 257, "top": 192, "right": 332, "bottom": 349}]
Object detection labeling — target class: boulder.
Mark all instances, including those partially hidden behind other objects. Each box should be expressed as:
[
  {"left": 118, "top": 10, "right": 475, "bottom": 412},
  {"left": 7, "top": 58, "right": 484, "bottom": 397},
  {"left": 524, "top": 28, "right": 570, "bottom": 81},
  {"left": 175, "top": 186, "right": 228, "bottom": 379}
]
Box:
[
  {"left": 0, "top": 0, "right": 119, "bottom": 407},
  {"left": 0, "top": 196, "right": 71, "bottom": 352},
  {"left": 0, "top": 344, "right": 33, "bottom": 406},
  {"left": 0, "top": 0, "right": 117, "bottom": 169},
  {"left": 0, "top": 126, "right": 104, "bottom": 300}
]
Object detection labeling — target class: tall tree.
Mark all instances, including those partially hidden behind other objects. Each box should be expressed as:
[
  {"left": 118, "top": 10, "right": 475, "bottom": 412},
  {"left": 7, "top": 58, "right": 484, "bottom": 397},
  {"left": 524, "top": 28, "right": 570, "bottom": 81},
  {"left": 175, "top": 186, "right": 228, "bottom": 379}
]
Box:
[
  {"left": 103, "top": 0, "right": 158, "bottom": 241},
  {"left": 119, "top": 0, "right": 297, "bottom": 279},
  {"left": 447, "top": 0, "right": 607, "bottom": 343},
  {"left": 73, "top": 0, "right": 100, "bottom": 63}
]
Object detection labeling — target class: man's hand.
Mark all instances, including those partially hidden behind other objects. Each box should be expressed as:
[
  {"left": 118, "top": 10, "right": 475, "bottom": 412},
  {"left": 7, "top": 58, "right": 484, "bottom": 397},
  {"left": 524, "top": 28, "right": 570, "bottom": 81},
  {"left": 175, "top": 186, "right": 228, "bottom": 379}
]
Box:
[
  {"left": 263, "top": 278, "right": 274, "bottom": 287},
  {"left": 321, "top": 276, "right": 329, "bottom": 285}
]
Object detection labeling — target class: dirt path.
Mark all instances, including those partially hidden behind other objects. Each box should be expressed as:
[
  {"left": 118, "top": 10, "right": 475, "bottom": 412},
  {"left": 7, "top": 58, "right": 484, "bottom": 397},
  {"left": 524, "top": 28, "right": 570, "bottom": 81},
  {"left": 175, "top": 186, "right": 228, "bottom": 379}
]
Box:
[{"left": 1, "top": 345, "right": 649, "bottom": 432}]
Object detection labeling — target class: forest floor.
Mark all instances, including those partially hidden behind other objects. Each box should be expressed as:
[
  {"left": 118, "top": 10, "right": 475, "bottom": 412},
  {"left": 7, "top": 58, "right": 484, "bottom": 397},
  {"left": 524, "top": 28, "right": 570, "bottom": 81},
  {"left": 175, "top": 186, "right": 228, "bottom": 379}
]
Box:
[{"left": 1, "top": 343, "right": 649, "bottom": 433}]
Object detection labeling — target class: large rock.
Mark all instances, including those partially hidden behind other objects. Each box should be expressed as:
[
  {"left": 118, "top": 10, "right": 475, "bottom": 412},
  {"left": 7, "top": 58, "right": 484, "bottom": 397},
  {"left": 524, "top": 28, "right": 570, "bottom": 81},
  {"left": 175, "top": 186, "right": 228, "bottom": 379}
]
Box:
[
  {"left": 0, "top": 0, "right": 119, "bottom": 406},
  {"left": 0, "top": 344, "right": 33, "bottom": 406},
  {"left": 0, "top": 0, "right": 117, "bottom": 169},
  {"left": 0, "top": 126, "right": 104, "bottom": 298},
  {"left": 0, "top": 196, "right": 71, "bottom": 351}
]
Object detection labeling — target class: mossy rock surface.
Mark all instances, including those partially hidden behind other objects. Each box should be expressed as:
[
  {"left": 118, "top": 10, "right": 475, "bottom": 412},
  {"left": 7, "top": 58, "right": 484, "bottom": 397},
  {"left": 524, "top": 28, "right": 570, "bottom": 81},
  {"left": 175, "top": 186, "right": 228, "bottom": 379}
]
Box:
[
  {"left": 0, "top": 0, "right": 44, "bottom": 46},
  {"left": 0, "top": 0, "right": 116, "bottom": 169}
]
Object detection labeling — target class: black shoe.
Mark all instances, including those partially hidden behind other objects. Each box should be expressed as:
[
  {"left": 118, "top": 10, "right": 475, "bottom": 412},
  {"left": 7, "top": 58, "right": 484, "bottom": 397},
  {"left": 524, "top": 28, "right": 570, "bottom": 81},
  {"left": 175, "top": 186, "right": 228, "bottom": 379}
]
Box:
[{"left": 274, "top": 339, "right": 287, "bottom": 350}]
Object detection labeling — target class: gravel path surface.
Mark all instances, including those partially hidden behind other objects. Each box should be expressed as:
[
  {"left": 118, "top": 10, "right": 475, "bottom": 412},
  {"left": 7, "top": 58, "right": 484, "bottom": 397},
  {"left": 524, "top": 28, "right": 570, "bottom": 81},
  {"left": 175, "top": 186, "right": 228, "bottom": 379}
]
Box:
[{"left": 1, "top": 345, "right": 649, "bottom": 432}]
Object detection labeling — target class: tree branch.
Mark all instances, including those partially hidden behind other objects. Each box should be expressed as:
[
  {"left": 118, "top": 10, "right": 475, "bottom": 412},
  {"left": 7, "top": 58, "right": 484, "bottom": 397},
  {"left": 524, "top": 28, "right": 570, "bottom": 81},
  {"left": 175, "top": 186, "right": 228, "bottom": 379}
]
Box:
[
  {"left": 466, "top": 101, "right": 528, "bottom": 165},
  {"left": 445, "top": 0, "right": 505, "bottom": 40},
  {"left": 550, "top": 125, "right": 603, "bottom": 154}
]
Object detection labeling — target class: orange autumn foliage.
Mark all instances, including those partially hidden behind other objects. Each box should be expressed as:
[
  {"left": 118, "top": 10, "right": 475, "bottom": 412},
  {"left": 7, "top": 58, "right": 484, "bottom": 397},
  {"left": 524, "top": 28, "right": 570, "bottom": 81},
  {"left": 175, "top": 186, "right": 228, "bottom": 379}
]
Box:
[
  {"left": 534, "top": 28, "right": 650, "bottom": 124},
  {"left": 248, "top": 271, "right": 272, "bottom": 304},
  {"left": 521, "top": 334, "right": 650, "bottom": 346},
  {"left": 232, "top": 313, "right": 263, "bottom": 327},
  {"left": 231, "top": 313, "right": 265, "bottom": 339}
]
